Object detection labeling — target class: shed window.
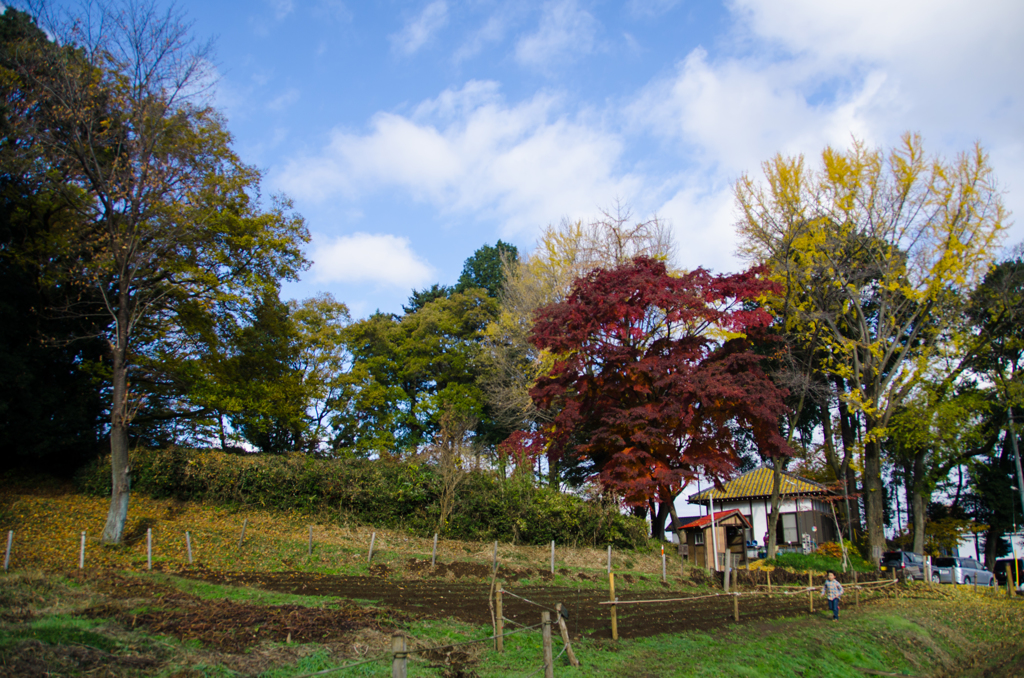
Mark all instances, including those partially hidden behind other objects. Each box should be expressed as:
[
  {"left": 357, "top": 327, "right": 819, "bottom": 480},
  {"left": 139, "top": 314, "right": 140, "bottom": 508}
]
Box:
[
  {"left": 693, "top": 531, "right": 704, "bottom": 545},
  {"left": 782, "top": 514, "right": 798, "bottom": 543}
]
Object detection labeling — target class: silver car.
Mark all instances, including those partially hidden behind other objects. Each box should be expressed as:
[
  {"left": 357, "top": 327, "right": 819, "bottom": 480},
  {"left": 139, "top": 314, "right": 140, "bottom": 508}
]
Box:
[{"left": 932, "top": 556, "right": 996, "bottom": 586}]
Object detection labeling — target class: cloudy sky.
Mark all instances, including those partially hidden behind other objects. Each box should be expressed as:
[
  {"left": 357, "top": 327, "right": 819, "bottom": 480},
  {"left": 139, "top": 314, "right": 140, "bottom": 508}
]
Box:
[{"left": 162, "top": 0, "right": 1021, "bottom": 318}]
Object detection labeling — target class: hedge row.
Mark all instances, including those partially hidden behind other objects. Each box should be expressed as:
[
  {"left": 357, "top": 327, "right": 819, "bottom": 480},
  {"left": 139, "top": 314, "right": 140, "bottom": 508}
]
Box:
[{"left": 74, "top": 448, "right": 650, "bottom": 549}]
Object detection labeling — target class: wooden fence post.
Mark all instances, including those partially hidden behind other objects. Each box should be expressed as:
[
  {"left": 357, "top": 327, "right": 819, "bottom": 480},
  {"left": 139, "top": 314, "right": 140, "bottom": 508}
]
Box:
[
  {"left": 808, "top": 572, "right": 813, "bottom": 613},
  {"left": 495, "top": 585, "right": 504, "bottom": 652},
  {"left": 432, "top": 533, "right": 438, "bottom": 567},
  {"left": 186, "top": 531, "right": 193, "bottom": 564},
  {"left": 4, "top": 531, "right": 12, "bottom": 572},
  {"left": 551, "top": 540, "right": 555, "bottom": 574},
  {"left": 391, "top": 633, "right": 407, "bottom": 678},
  {"left": 724, "top": 558, "right": 731, "bottom": 593},
  {"left": 856, "top": 585, "right": 860, "bottom": 608},
  {"left": 542, "top": 611, "right": 554, "bottom": 678},
  {"left": 147, "top": 528, "right": 152, "bottom": 571},
  {"left": 607, "top": 545, "right": 612, "bottom": 574},
  {"left": 238, "top": 519, "right": 247, "bottom": 547},
  {"left": 555, "top": 603, "right": 579, "bottom": 667},
  {"left": 308, "top": 526, "right": 313, "bottom": 556},
  {"left": 733, "top": 593, "right": 739, "bottom": 622},
  {"left": 79, "top": 532, "right": 86, "bottom": 569},
  {"left": 368, "top": 532, "right": 376, "bottom": 563},
  {"left": 767, "top": 569, "right": 771, "bottom": 595},
  {"left": 609, "top": 572, "right": 618, "bottom": 641},
  {"left": 493, "top": 541, "right": 498, "bottom": 574},
  {"left": 661, "top": 544, "right": 666, "bottom": 583}
]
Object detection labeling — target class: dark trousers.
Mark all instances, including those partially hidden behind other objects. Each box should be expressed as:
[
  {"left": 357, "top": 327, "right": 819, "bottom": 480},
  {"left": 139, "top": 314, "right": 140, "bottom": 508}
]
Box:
[{"left": 828, "top": 598, "right": 840, "bottom": 619}]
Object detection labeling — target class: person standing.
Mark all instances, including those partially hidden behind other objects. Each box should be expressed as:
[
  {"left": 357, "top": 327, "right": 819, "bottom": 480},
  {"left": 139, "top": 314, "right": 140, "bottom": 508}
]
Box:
[{"left": 822, "top": 570, "right": 844, "bottom": 621}]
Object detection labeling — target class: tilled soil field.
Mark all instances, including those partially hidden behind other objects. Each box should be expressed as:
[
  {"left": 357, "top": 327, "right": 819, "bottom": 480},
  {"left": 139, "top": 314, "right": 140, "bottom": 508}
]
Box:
[{"left": 179, "top": 560, "right": 868, "bottom": 640}]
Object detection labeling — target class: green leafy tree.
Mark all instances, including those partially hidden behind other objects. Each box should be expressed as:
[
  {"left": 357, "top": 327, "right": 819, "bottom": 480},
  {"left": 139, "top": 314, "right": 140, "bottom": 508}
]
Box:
[
  {"left": 455, "top": 240, "right": 518, "bottom": 298},
  {"left": 0, "top": 9, "right": 108, "bottom": 471},
  {"left": 5, "top": 1, "right": 308, "bottom": 542},
  {"left": 334, "top": 290, "right": 498, "bottom": 457}
]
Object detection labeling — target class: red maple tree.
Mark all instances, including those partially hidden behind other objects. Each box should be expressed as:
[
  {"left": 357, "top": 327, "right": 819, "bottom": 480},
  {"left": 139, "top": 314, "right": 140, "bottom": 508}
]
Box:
[{"left": 529, "top": 257, "right": 791, "bottom": 511}]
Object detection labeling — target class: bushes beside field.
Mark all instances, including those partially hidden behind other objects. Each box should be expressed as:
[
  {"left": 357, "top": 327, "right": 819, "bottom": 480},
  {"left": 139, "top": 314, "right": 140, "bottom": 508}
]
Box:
[{"left": 75, "top": 448, "right": 649, "bottom": 549}]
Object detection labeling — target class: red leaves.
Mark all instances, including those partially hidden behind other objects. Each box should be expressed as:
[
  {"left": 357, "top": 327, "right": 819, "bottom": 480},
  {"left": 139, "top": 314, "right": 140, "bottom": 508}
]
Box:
[{"left": 529, "top": 257, "right": 790, "bottom": 505}]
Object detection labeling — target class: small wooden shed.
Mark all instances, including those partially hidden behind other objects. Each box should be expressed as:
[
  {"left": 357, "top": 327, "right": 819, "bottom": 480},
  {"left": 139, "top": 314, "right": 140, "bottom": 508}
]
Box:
[{"left": 678, "top": 509, "right": 752, "bottom": 571}]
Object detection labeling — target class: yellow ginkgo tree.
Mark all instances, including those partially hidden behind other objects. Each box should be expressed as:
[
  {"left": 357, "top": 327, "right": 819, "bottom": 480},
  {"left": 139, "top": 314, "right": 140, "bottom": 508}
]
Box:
[{"left": 734, "top": 133, "right": 1007, "bottom": 562}]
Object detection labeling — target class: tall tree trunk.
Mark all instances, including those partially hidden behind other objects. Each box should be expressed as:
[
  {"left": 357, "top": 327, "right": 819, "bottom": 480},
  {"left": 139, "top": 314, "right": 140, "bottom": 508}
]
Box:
[
  {"left": 911, "top": 451, "right": 927, "bottom": 554},
  {"left": 649, "top": 499, "right": 670, "bottom": 541},
  {"left": 667, "top": 500, "right": 685, "bottom": 560},
  {"left": 767, "top": 458, "right": 783, "bottom": 559},
  {"left": 984, "top": 526, "right": 1004, "bottom": 571},
  {"left": 102, "top": 314, "right": 131, "bottom": 545},
  {"left": 863, "top": 431, "right": 886, "bottom": 565},
  {"left": 835, "top": 378, "right": 863, "bottom": 534}
]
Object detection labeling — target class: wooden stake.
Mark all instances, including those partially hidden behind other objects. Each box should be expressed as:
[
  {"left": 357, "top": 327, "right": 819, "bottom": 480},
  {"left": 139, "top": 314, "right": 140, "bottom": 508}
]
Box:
[
  {"left": 609, "top": 572, "right": 618, "bottom": 641},
  {"left": 767, "top": 569, "right": 772, "bottom": 595},
  {"left": 4, "top": 531, "right": 12, "bottom": 572},
  {"left": 493, "top": 541, "right": 498, "bottom": 574},
  {"left": 542, "top": 611, "right": 554, "bottom": 678},
  {"left": 551, "top": 540, "right": 555, "bottom": 574},
  {"left": 808, "top": 572, "right": 813, "bottom": 613},
  {"left": 147, "top": 528, "right": 152, "bottom": 571},
  {"left": 238, "top": 519, "right": 247, "bottom": 547},
  {"left": 79, "top": 532, "right": 85, "bottom": 569},
  {"left": 432, "top": 533, "right": 438, "bottom": 567},
  {"left": 368, "top": 532, "right": 376, "bottom": 563},
  {"left": 733, "top": 593, "right": 739, "bottom": 622},
  {"left": 856, "top": 586, "right": 860, "bottom": 608},
  {"left": 391, "top": 633, "right": 407, "bottom": 678},
  {"left": 556, "top": 603, "right": 580, "bottom": 667},
  {"left": 607, "top": 545, "right": 612, "bottom": 574},
  {"left": 724, "top": 558, "right": 731, "bottom": 593},
  {"left": 186, "top": 531, "right": 193, "bottom": 564},
  {"left": 308, "top": 526, "right": 313, "bottom": 556},
  {"left": 661, "top": 544, "right": 666, "bottom": 583},
  {"left": 495, "top": 586, "right": 504, "bottom": 652}
]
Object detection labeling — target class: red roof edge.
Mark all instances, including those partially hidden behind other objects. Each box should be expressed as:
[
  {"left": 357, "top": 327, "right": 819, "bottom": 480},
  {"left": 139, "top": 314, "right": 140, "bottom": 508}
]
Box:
[{"left": 678, "top": 509, "right": 751, "bottom": 530}]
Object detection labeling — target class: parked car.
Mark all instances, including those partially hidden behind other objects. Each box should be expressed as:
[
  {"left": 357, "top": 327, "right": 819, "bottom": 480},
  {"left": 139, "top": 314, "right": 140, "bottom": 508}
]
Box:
[
  {"left": 994, "top": 558, "right": 1024, "bottom": 587},
  {"left": 880, "top": 551, "right": 925, "bottom": 580},
  {"left": 932, "top": 556, "right": 996, "bottom": 586}
]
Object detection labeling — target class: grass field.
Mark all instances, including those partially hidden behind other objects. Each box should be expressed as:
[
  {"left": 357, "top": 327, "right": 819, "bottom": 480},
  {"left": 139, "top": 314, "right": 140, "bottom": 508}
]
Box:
[{"left": 2, "top": 482, "right": 1023, "bottom": 677}]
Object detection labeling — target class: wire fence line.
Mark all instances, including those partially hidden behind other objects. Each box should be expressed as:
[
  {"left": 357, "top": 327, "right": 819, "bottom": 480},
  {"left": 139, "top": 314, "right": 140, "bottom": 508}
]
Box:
[{"left": 501, "top": 588, "right": 560, "bottom": 614}]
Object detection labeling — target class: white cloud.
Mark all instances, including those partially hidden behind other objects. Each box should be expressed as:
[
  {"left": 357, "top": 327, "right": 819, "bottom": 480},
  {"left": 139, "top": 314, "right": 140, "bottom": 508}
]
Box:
[
  {"left": 276, "top": 81, "right": 641, "bottom": 238},
  {"left": 310, "top": 233, "right": 436, "bottom": 288},
  {"left": 267, "top": 88, "right": 300, "bottom": 111},
  {"left": 390, "top": 1, "right": 449, "bottom": 56},
  {"left": 454, "top": 14, "right": 508, "bottom": 64},
  {"left": 269, "top": 0, "right": 294, "bottom": 20},
  {"left": 515, "top": 0, "right": 600, "bottom": 70},
  {"left": 624, "top": 0, "right": 1024, "bottom": 268}
]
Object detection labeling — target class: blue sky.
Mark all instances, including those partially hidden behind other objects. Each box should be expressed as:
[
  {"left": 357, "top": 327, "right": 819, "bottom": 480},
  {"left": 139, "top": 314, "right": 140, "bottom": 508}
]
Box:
[{"left": 129, "top": 1, "right": 1024, "bottom": 317}]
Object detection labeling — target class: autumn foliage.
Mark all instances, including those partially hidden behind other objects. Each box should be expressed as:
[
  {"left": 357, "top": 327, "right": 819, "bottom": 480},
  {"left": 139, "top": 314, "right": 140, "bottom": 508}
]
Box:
[{"left": 529, "top": 257, "right": 791, "bottom": 506}]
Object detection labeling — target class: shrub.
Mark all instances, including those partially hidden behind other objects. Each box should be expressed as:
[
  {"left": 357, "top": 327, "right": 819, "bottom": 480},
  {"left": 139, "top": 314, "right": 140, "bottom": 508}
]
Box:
[
  {"left": 769, "top": 548, "right": 873, "bottom": 574},
  {"left": 74, "top": 447, "right": 649, "bottom": 548}
]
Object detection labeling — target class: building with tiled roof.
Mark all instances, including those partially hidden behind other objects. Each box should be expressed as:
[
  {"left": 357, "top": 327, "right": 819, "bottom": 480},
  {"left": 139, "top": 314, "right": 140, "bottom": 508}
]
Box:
[{"left": 676, "top": 466, "right": 837, "bottom": 569}]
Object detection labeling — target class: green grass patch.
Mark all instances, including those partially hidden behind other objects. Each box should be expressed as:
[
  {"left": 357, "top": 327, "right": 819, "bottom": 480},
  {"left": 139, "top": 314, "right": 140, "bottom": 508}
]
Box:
[
  {"left": 767, "top": 552, "right": 874, "bottom": 574},
  {"left": 0, "top": 615, "right": 122, "bottom": 653}
]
